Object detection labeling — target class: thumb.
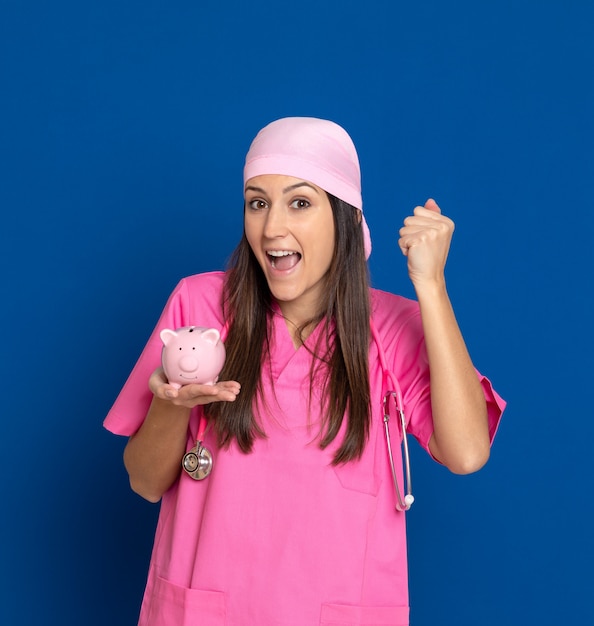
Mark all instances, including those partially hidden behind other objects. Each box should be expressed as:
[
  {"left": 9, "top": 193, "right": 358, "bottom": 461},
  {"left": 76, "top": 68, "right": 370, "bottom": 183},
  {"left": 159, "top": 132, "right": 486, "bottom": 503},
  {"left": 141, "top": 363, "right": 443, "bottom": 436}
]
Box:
[{"left": 424, "top": 198, "right": 441, "bottom": 213}]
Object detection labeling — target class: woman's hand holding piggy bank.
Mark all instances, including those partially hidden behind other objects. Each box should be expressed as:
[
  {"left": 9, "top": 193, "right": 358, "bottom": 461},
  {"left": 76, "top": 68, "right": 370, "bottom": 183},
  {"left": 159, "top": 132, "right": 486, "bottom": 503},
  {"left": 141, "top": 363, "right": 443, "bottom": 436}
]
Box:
[{"left": 148, "top": 326, "right": 239, "bottom": 408}]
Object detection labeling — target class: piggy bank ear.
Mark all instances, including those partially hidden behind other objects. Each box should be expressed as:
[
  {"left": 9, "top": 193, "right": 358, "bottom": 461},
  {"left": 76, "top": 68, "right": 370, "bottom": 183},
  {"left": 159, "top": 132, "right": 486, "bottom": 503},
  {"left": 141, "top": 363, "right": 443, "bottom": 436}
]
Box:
[
  {"left": 202, "top": 328, "right": 221, "bottom": 345},
  {"left": 160, "top": 328, "right": 178, "bottom": 346}
]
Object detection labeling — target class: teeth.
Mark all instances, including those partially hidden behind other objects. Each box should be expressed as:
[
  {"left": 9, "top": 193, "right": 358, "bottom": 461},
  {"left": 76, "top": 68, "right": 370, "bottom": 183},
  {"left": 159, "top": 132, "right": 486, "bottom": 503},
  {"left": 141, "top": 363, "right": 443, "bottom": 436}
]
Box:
[{"left": 267, "top": 250, "right": 297, "bottom": 257}]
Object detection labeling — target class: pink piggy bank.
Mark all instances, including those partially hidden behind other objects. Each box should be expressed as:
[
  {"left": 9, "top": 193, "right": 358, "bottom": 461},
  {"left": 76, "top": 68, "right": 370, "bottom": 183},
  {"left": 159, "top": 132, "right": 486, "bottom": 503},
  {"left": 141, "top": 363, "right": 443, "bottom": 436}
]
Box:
[{"left": 160, "top": 326, "right": 226, "bottom": 389}]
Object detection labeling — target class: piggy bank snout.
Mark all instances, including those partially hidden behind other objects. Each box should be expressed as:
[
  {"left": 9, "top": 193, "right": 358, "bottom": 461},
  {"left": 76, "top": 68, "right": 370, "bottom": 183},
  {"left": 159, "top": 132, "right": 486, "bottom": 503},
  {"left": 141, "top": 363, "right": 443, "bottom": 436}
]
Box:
[{"left": 179, "top": 354, "right": 199, "bottom": 372}]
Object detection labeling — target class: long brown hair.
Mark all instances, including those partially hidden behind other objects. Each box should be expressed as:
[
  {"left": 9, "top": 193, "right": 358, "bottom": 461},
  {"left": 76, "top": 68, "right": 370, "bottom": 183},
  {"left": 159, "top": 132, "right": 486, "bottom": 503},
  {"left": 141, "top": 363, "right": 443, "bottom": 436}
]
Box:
[{"left": 205, "top": 194, "right": 371, "bottom": 464}]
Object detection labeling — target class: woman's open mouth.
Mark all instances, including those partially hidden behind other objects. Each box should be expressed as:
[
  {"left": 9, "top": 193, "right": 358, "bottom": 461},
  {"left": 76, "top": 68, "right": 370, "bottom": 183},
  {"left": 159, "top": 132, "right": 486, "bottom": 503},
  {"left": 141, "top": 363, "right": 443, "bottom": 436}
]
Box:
[{"left": 267, "top": 250, "right": 302, "bottom": 271}]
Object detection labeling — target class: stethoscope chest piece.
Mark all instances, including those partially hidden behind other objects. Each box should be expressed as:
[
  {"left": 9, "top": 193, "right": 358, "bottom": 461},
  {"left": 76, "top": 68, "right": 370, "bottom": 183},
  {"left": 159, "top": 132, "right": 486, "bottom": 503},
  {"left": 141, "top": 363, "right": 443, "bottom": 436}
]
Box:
[{"left": 182, "top": 442, "right": 213, "bottom": 480}]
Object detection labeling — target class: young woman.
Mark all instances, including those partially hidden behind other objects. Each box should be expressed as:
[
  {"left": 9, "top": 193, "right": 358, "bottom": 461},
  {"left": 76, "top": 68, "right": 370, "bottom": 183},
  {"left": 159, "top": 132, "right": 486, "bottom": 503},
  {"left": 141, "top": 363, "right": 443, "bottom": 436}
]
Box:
[{"left": 105, "top": 117, "right": 505, "bottom": 626}]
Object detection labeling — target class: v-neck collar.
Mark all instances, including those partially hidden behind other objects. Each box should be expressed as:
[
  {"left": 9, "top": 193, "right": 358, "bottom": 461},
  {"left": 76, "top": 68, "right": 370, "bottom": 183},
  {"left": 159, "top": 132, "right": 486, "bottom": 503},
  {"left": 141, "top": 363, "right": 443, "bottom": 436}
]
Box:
[{"left": 267, "top": 301, "right": 330, "bottom": 381}]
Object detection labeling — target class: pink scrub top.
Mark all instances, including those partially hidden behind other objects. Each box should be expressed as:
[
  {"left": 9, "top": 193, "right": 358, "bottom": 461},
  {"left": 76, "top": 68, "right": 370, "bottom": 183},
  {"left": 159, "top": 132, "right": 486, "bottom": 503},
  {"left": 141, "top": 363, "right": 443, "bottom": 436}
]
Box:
[{"left": 104, "top": 271, "right": 505, "bottom": 626}]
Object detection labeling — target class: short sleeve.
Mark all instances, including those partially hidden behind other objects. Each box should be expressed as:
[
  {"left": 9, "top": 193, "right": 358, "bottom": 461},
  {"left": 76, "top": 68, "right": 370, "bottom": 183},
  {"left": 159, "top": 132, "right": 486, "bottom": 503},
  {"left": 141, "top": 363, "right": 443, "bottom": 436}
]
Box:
[
  {"left": 103, "top": 272, "right": 226, "bottom": 437},
  {"left": 407, "top": 367, "right": 506, "bottom": 460}
]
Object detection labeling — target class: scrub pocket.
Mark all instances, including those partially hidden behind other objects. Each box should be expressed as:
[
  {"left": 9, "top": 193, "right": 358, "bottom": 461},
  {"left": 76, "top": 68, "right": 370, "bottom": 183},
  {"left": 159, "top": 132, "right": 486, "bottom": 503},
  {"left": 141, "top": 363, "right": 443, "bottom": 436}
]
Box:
[
  {"left": 332, "top": 461, "right": 380, "bottom": 495},
  {"left": 144, "top": 576, "right": 226, "bottom": 626},
  {"left": 320, "top": 603, "right": 409, "bottom": 626}
]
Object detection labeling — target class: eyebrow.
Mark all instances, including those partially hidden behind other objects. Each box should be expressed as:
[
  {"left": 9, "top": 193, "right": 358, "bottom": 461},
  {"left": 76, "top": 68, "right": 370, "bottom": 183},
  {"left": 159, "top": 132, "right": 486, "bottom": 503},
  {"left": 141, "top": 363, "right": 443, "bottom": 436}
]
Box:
[{"left": 244, "top": 181, "right": 320, "bottom": 195}]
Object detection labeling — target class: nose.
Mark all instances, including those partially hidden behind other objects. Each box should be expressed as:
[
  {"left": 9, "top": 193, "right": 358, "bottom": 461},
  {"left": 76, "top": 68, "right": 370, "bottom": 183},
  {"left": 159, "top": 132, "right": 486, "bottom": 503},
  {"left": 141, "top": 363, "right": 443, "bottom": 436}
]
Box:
[
  {"left": 179, "top": 355, "right": 199, "bottom": 372},
  {"left": 263, "top": 205, "right": 288, "bottom": 239}
]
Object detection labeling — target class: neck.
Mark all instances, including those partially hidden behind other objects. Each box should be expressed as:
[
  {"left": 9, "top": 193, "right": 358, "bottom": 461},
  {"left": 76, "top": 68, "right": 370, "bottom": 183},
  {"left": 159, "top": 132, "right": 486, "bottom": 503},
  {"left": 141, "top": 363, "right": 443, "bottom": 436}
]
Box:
[{"left": 276, "top": 302, "right": 321, "bottom": 349}]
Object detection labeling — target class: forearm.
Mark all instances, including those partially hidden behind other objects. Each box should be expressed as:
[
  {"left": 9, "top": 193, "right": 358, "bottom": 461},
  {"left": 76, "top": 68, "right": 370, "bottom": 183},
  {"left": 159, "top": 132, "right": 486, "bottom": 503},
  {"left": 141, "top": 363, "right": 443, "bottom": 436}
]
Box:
[
  {"left": 123, "top": 397, "right": 191, "bottom": 502},
  {"left": 415, "top": 280, "right": 489, "bottom": 474}
]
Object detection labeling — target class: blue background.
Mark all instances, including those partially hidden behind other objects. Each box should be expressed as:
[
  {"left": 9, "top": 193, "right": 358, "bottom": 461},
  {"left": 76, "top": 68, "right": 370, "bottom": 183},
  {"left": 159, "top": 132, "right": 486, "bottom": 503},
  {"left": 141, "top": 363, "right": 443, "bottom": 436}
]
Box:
[{"left": 1, "top": 1, "right": 592, "bottom": 624}]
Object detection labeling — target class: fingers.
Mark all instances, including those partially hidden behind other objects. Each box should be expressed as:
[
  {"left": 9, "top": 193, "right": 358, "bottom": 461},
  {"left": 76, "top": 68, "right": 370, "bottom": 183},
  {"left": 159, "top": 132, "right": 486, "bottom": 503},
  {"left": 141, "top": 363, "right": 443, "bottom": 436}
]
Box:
[
  {"left": 198, "top": 380, "right": 241, "bottom": 402},
  {"left": 399, "top": 201, "right": 454, "bottom": 241},
  {"left": 408, "top": 202, "right": 447, "bottom": 224},
  {"left": 172, "top": 381, "right": 241, "bottom": 406},
  {"left": 399, "top": 218, "right": 452, "bottom": 251},
  {"left": 149, "top": 367, "right": 241, "bottom": 406}
]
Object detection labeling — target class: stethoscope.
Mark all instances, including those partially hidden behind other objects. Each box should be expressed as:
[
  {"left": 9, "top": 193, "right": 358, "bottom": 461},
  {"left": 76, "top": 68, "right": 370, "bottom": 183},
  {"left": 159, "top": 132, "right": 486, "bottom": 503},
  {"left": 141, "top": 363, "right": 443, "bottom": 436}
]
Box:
[
  {"left": 371, "top": 318, "right": 415, "bottom": 512},
  {"left": 183, "top": 319, "right": 415, "bottom": 513},
  {"left": 382, "top": 392, "right": 414, "bottom": 511}
]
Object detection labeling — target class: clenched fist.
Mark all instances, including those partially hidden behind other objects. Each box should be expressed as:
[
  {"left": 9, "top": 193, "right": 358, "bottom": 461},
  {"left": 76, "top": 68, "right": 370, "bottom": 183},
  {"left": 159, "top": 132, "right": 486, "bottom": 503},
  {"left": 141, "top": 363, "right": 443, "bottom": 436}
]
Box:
[{"left": 398, "top": 199, "right": 455, "bottom": 288}]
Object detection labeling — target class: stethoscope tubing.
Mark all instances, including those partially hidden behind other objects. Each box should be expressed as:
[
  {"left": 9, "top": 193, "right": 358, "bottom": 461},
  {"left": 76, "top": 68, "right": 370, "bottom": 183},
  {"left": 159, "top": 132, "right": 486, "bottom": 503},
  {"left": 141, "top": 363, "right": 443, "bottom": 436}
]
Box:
[
  {"left": 370, "top": 318, "right": 415, "bottom": 512},
  {"left": 383, "top": 391, "right": 414, "bottom": 511}
]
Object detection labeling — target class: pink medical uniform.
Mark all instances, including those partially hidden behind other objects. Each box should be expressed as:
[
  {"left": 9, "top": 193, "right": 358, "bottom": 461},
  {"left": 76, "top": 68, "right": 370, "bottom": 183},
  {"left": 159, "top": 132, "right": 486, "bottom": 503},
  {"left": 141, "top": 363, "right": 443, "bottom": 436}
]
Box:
[{"left": 104, "top": 271, "right": 505, "bottom": 626}]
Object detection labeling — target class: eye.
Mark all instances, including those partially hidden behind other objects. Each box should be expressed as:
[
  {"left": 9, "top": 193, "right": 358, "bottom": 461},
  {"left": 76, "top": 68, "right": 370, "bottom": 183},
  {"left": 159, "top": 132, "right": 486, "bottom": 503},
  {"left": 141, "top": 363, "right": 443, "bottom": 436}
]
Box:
[
  {"left": 248, "top": 199, "right": 267, "bottom": 211},
  {"left": 290, "top": 198, "right": 311, "bottom": 209}
]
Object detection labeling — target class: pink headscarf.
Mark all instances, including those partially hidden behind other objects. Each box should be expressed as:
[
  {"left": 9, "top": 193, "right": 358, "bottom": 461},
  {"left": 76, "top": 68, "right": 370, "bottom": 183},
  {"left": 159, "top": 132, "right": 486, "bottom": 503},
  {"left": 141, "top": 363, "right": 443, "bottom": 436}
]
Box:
[{"left": 243, "top": 117, "right": 372, "bottom": 259}]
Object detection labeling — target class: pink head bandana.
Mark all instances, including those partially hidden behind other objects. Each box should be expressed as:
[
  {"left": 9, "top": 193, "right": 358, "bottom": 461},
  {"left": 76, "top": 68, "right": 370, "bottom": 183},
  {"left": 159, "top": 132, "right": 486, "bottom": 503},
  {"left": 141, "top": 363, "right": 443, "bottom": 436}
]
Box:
[{"left": 243, "top": 117, "right": 372, "bottom": 259}]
